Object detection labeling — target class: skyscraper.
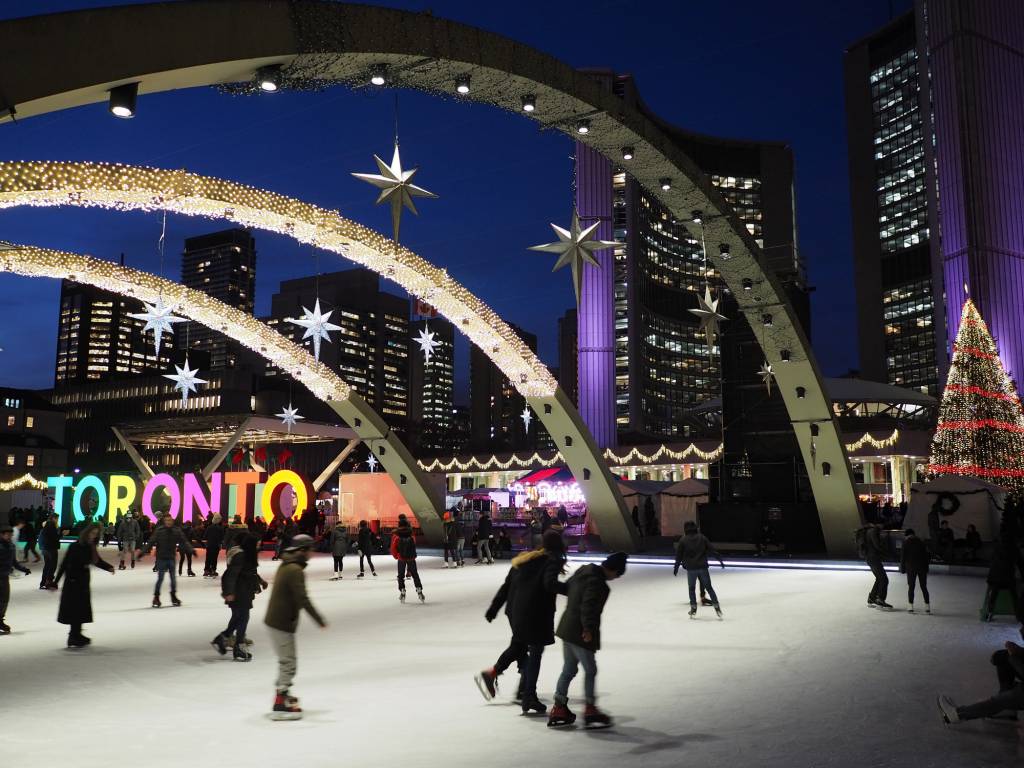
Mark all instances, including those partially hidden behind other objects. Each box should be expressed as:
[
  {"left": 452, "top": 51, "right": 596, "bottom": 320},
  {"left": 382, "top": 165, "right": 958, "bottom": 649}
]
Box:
[
  {"left": 180, "top": 228, "right": 256, "bottom": 369},
  {"left": 470, "top": 323, "right": 540, "bottom": 452},
  {"left": 557, "top": 308, "right": 578, "bottom": 407},
  {"left": 408, "top": 313, "right": 455, "bottom": 453}
]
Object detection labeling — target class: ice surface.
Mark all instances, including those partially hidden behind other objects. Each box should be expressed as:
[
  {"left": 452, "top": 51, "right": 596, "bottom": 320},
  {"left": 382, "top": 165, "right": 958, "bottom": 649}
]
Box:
[{"left": 1, "top": 549, "right": 1022, "bottom": 767}]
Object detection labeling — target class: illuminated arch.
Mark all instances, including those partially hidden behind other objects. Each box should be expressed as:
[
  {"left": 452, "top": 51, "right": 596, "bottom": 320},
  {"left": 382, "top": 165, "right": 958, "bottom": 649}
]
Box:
[{"left": 0, "top": 0, "right": 861, "bottom": 553}]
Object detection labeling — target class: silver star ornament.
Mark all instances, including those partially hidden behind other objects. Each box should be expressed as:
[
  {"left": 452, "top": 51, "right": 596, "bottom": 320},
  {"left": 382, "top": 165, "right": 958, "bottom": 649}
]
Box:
[
  {"left": 415, "top": 324, "right": 441, "bottom": 363},
  {"left": 520, "top": 406, "right": 533, "bottom": 432},
  {"left": 163, "top": 358, "right": 207, "bottom": 407},
  {"left": 352, "top": 142, "right": 437, "bottom": 242},
  {"left": 277, "top": 403, "right": 304, "bottom": 433},
  {"left": 529, "top": 210, "right": 617, "bottom": 305},
  {"left": 366, "top": 454, "right": 379, "bottom": 473},
  {"left": 758, "top": 361, "right": 775, "bottom": 395},
  {"left": 288, "top": 299, "right": 342, "bottom": 362},
  {"left": 689, "top": 285, "right": 728, "bottom": 350},
  {"left": 129, "top": 297, "right": 186, "bottom": 359}
]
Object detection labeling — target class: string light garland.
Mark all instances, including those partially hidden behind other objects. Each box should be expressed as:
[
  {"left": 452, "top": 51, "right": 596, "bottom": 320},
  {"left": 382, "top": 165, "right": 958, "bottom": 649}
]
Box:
[
  {"left": 844, "top": 429, "right": 900, "bottom": 452},
  {"left": 0, "top": 473, "right": 49, "bottom": 491},
  {"left": 418, "top": 442, "right": 724, "bottom": 473}
]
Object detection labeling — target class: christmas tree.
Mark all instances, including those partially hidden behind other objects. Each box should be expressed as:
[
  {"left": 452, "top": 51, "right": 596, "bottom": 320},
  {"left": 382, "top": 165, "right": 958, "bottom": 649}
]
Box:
[{"left": 928, "top": 298, "right": 1024, "bottom": 491}]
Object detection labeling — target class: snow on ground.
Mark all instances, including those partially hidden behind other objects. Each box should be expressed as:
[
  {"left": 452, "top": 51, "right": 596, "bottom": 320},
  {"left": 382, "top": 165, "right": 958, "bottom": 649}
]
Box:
[{"left": 2, "top": 548, "right": 1022, "bottom": 767}]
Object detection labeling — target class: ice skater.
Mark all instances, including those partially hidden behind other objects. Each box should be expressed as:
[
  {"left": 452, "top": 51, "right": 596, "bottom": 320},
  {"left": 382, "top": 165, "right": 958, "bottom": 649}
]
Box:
[
  {"left": 54, "top": 523, "right": 115, "bottom": 647},
  {"left": 547, "top": 551, "right": 626, "bottom": 729},
  {"left": 454, "top": 509, "right": 466, "bottom": 567},
  {"left": 938, "top": 625, "right": 1024, "bottom": 724},
  {"left": 264, "top": 534, "right": 326, "bottom": 720},
  {"left": 673, "top": 521, "right": 724, "bottom": 619},
  {"left": 356, "top": 520, "right": 377, "bottom": 577},
  {"left": 1, "top": 524, "right": 32, "bottom": 634},
  {"left": 442, "top": 511, "right": 459, "bottom": 568},
  {"left": 476, "top": 511, "right": 494, "bottom": 564},
  {"left": 900, "top": 528, "right": 930, "bottom": 613},
  {"left": 20, "top": 518, "right": 40, "bottom": 563},
  {"left": 212, "top": 532, "right": 267, "bottom": 661},
  {"left": 116, "top": 511, "right": 140, "bottom": 570},
  {"left": 390, "top": 513, "right": 424, "bottom": 602},
  {"left": 203, "top": 514, "right": 225, "bottom": 576},
  {"left": 859, "top": 522, "right": 893, "bottom": 609},
  {"left": 984, "top": 534, "right": 1024, "bottom": 622},
  {"left": 477, "top": 530, "right": 568, "bottom": 714},
  {"left": 178, "top": 521, "right": 197, "bottom": 577},
  {"left": 329, "top": 520, "right": 349, "bottom": 580},
  {"left": 39, "top": 513, "right": 60, "bottom": 590},
  {"left": 143, "top": 514, "right": 193, "bottom": 607}
]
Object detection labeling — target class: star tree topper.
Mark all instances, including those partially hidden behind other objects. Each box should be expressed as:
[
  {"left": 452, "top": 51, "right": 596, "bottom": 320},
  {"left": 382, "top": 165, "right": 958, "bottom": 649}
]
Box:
[
  {"left": 276, "top": 403, "right": 304, "bottom": 433},
  {"left": 415, "top": 324, "right": 441, "bottom": 363},
  {"left": 758, "top": 361, "right": 775, "bottom": 395},
  {"left": 352, "top": 143, "right": 437, "bottom": 242},
  {"left": 529, "top": 210, "right": 617, "bottom": 306},
  {"left": 163, "top": 358, "right": 207, "bottom": 407},
  {"left": 129, "top": 297, "right": 186, "bottom": 359},
  {"left": 521, "top": 406, "right": 532, "bottom": 432},
  {"left": 288, "top": 299, "right": 342, "bottom": 362},
  {"left": 688, "top": 285, "right": 728, "bottom": 350}
]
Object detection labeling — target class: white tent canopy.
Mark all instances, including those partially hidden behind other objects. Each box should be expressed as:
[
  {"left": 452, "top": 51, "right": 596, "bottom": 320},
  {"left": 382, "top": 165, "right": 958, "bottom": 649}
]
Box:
[
  {"left": 903, "top": 475, "right": 1007, "bottom": 542},
  {"left": 617, "top": 478, "right": 709, "bottom": 537}
]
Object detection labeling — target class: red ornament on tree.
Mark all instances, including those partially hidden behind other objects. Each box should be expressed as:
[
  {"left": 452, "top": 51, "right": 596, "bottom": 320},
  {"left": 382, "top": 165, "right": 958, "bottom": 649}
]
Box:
[{"left": 278, "top": 447, "right": 293, "bottom": 466}]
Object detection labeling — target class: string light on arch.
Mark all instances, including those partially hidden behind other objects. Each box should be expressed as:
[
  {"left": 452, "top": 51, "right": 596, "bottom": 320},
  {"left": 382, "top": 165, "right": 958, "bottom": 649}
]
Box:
[{"left": 417, "top": 442, "right": 724, "bottom": 473}]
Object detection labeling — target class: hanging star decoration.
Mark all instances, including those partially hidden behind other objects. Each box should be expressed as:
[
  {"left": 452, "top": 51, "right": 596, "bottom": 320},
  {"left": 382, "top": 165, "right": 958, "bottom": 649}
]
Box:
[
  {"left": 163, "top": 358, "right": 207, "bottom": 407},
  {"left": 366, "top": 453, "right": 379, "bottom": 473},
  {"left": 276, "top": 403, "right": 304, "bottom": 433},
  {"left": 415, "top": 324, "right": 441, "bottom": 364},
  {"left": 688, "top": 285, "right": 728, "bottom": 350},
  {"left": 529, "top": 210, "right": 617, "bottom": 305},
  {"left": 520, "top": 406, "right": 533, "bottom": 432},
  {"left": 352, "top": 142, "right": 437, "bottom": 241},
  {"left": 129, "top": 296, "right": 186, "bottom": 358},
  {"left": 287, "top": 299, "right": 342, "bottom": 362},
  {"left": 758, "top": 361, "right": 775, "bottom": 395}
]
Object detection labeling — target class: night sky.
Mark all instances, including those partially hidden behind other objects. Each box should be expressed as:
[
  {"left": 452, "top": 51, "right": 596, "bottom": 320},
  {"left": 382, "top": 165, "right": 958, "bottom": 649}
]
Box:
[{"left": 0, "top": 0, "right": 913, "bottom": 400}]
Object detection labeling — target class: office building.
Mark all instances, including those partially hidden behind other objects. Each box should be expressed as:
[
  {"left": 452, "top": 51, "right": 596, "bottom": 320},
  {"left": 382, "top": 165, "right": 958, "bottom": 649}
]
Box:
[
  {"left": 0, "top": 388, "right": 67, "bottom": 482},
  {"left": 558, "top": 308, "right": 578, "bottom": 407},
  {"left": 408, "top": 313, "right": 456, "bottom": 454}
]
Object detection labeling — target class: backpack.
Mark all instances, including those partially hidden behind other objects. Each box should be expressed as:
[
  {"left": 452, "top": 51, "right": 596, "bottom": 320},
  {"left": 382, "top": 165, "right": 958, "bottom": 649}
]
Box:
[{"left": 397, "top": 534, "right": 416, "bottom": 559}]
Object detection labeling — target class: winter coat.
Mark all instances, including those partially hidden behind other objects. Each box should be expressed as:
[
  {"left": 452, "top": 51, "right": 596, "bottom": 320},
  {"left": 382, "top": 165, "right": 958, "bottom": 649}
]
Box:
[
  {"left": 454, "top": 518, "right": 465, "bottom": 539},
  {"left": 116, "top": 517, "right": 140, "bottom": 543},
  {"left": 555, "top": 563, "right": 610, "bottom": 652},
  {"left": 21, "top": 522, "right": 35, "bottom": 542},
  {"left": 144, "top": 525, "right": 193, "bottom": 560},
  {"left": 55, "top": 541, "right": 113, "bottom": 625},
  {"left": 477, "top": 516, "right": 493, "bottom": 539},
  {"left": 0, "top": 538, "right": 30, "bottom": 577},
  {"left": 486, "top": 549, "right": 567, "bottom": 645},
  {"left": 900, "top": 535, "right": 929, "bottom": 574},
  {"left": 329, "top": 526, "right": 350, "bottom": 557},
  {"left": 356, "top": 526, "right": 374, "bottom": 553},
  {"left": 204, "top": 522, "right": 225, "bottom": 549},
  {"left": 443, "top": 519, "right": 458, "bottom": 545},
  {"left": 864, "top": 527, "right": 886, "bottom": 564},
  {"left": 264, "top": 551, "right": 325, "bottom": 633},
  {"left": 220, "top": 546, "right": 264, "bottom": 610},
  {"left": 674, "top": 533, "right": 720, "bottom": 571},
  {"left": 223, "top": 523, "right": 248, "bottom": 551},
  {"left": 390, "top": 524, "right": 417, "bottom": 561},
  {"left": 39, "top": 520, "right": 60, "bottom": 552}
]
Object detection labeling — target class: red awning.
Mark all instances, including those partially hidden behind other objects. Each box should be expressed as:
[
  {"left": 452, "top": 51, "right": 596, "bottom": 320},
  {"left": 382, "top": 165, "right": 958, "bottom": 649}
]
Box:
[{"left": 514, "top": 466, "right": 575, "bottom": 485}]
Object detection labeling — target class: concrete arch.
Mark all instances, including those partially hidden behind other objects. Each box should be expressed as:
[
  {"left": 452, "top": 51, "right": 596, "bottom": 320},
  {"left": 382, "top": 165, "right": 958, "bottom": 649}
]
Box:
[{"left": 0, "top": 0, "right": 860, "bottom": 553}]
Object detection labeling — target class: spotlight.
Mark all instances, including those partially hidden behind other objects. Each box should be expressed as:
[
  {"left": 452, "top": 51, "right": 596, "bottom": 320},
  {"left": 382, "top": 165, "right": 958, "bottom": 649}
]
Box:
[
  {"left": 762, "top": 313, "right": 773, "bottom": 327},
  {"left": 456, "top": 75, "right": 471, "bottom": 94},
  {"left": 521, "top": 94, "right": 536, "bottom": 112},
  {"left": 691, "top": 210, "right": 703, "bottom": 225},
  {"left": 621, "top": 146, "right": 634, "bottom": 160},
  {"left": 370, "top": 64, "right": 387, "bottom": 86},
  {"left": 780, "top": 349, "right": 791, "bottom": 362},
  {"left": 108, "top": 82, "right": 138, "bottom": 119},
  {"left": 576, "top": 119, "right": 590, "bottom": 134},
  {"left": 256, "top": 65, "right": 282, "bottom": 93},
  {"left": 742, "top": 277, "right": 753, "bottom": 291},
  {"left": 796, "top": 386, "right": 806, "bottom": 399},
  {"left": 660, "top": 177, "right": 672, "bottom": 191},
  {"left": 718, "top": 243, "right": 732, "bottom": 260}
]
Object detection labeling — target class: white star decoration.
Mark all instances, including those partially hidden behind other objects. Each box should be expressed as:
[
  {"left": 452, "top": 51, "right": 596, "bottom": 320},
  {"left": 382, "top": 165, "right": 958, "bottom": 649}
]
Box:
[
  {"left": 287, "top": 299, "right": 342, "bottom": 362},
  {"left": 758, "top": 361, "right": 775, "bottom": 395},
  {"left": 163, "top": 358, "right": 207, "bottom": 407},
  {"left": 688, "top": 285, "right": 728, "bottom": 351},
  {"left": 415, "top": 324, "right": 441, "bottom": 363},
  {"left": 529, "top": 210, "right": 617, "bottom": 305},
  {"left": 520, "top": 406, "right": 533, "bottom": 432},
  {"left": 129, "top": 297, "right": 186, "bottom": 358},
  {"left": 277, "top": 403, "right": 304, "bottom": 433},
  {"left": 352, "top": 143, "right": 437, "bottom": 242},
  {"left": 366, "top": 454, "right": 379, "bottom": 473}
]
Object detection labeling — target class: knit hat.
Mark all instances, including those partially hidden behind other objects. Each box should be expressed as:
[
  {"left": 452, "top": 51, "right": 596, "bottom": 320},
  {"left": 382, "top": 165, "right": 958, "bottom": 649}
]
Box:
[
  {"left": 0, "top": 524, "right": 12, "bottom": 533},
  {"left": 542, "top": 530, "right": 566, "bottom": 553},
  {"left": 602, "top": 551, "right": 628, "bottom": 576},
  {"left": 285, "top": 534, "right": 315, "bottom": 552}
]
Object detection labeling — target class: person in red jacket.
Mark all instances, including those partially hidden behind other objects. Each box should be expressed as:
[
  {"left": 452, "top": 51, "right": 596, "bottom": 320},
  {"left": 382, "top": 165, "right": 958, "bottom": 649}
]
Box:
[{"left": 390, "top": 514, "right": 424, "bottom": 603}]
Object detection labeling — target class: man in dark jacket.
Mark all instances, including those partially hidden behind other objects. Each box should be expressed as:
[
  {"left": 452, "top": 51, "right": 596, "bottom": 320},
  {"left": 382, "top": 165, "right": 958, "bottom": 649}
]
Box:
[
  {"left": 1, "top": 524, "right": 31, "bottom": 633},
  {"left": 442, "top": 511, "right": 459, "bottom": 568},
  {"left": 116, "top": 511, "right": 140, "bottom": 570},
  {"left": 476, "top": 511, "right": 494, "bottom": 564},
  {"left": 862, "top": 523, "right": 893, "bottom": 609},
  {"left": 39, "top": 513, "right": 60, "bottom": 589},
  {"left": 900, "top": 528, "right": 930, "bottom": 613},
  {"left": 203, "top": 514, "right": 225, "bottom": 577},
  {"left": 390, "top": 513, "right": 424, "bottom": 602},
  {"left": 454, "top": 510, "right": 466, "bottom": 567},
  {"left": 476, "top": 531, "right": 568, "bottom": 713},
  {"left": 939, "top": 626, "right": 1024, "bottom": 724},
  {"left": 674, "top": 521, "right": 725, "bottom": 618},
  {"left": 212, "top": 533, "right": 267, "bottom": 661},
  {"left": 548, "top": 551, "right": 627, "bottom": 729},
  {"left": 143, "top": 515, "right": 193, "bottom": 607}
]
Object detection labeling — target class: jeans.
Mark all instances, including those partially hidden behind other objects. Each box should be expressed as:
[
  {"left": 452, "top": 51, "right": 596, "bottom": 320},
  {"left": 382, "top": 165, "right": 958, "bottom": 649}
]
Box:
[
  {"left": 359, "top": 552, "right": 375, "bottom": 574},
  {"left": 333, "top": 555, "right": 345, "bottom": 573},
  {"left": 494, "top": 640, "right": 545, "bottom": 698},
  {"left": 223, "top": 603, "right": 250, "bottom": 646},
  {"left": 267, "top": 627, "right": 297, "bottom": 693},
  {"left": 154, "top": 558, "right": 177, "bottom": 595},
  {"left": 120, "top": 541, "right": 136, "bottom": 564},
  {"left": 41, "top": 549, "right": 57, "bottom": 587},
  {"left": 398, "top": 560, "right": 422, "bottom": 590},
  {"left": 456, "top": 538, "right": 465, "bottom": 565},
  {"left": 554, "top": 641, "right": 597, "bottom": 706},
  {"left": 958, "top": 650, "right": 1024, "bottom": 720},
  {"left": 906, "top": 570, "right": 929, "bottom": 604},
  {"left": 686, "top": 568, "right": 719, "bottom": 607},
  {"left": 867, "top": 559, "right": 888, "bottom": 602},
  {"left": 178, "top": 549, "right": 193, "bottom": 574},
  {"left": 204, "top": 545, "right": 220, "bottom": 574},
  {"left": 478, "top": 538, "right": 492, "bottom": 563},
  {"left": 443, "top": 543, "right": 458, "bottom": 563}
]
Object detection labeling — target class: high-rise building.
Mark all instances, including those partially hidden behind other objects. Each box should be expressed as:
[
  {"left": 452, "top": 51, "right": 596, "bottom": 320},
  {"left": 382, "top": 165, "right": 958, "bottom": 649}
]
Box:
[
  {"left": 408, "top": 313, "right": 455, "bottom": 453},
  {"left": 267, "top": 268, "right": 410, "bottom": 424},
  {"left": 180, "top": 228, "right": 256, "bottom": 369},
  {"left": 54, "top": 275, "right": 172, "bottom": 386},
  {"left": 470, "top": 323, "right": 542, "bottom": 452},
  {"left": 558, "top": 308, "right": 578, "bottom": 407},
  {"left": 0, "top": 387, "right": 67, "bottom": 482}
]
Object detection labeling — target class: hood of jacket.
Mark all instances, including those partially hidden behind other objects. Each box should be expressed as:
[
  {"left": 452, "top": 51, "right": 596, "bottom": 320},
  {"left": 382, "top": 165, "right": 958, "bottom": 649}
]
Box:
[
  {"left": 511, "top": 549, "right": 547, "bottom": 569},
  {"left": 280, "top": 550, "right": 308, "bottom": 567}
]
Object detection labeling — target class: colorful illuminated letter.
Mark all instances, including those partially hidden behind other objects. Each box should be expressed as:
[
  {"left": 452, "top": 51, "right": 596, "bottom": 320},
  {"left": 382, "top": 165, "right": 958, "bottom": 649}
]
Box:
[
  {"left": 225, "top": 472, "right": 260, "bottom": 521},
  {"left": 48, "top": 475, "right": 74, "bottom": 522},
  {"left": 260, "top": 470, "right": 313, "bottom": 523},
  {"left": 72, "top": 474, "right": 107, "bottom": 522},
  {"left": 142, "top": 473, "right": 181, "bottom": 521},
  {"left": 183, "top": 472, "right": 222, "bottom": 520},
  {"left": 109, "top": 475, "right": 137, "bottom": 519}
]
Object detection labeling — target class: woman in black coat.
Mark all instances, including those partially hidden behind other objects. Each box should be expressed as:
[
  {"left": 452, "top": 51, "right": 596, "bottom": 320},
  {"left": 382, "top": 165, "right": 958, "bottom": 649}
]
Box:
[
  {"left": 211, "top": 533, "right": 267, "bottom": 661},
  {"left": 54, "top": 523, "right": 114, "bottom": 647}
]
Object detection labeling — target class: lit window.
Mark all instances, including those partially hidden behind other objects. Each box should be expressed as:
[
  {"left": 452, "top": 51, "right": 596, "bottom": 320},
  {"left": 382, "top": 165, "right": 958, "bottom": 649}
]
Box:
[
  {"left": 26, "top": 455, "right": 35, "bottom": 467},
  {"left": 5, "top": 455, "right": 13, "bottom": 466},
  {"left": 5, "top": 415, "right": 14, "bottom": 427},
  {"left": 25, "top": 416, "right": 34, "bottom": 429}
]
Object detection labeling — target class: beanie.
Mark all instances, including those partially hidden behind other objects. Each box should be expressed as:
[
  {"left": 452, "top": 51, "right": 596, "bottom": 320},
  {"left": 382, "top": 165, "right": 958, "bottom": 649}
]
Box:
[
  {"left": 542, "top": 530, "right": 566, "bottom": 553},
  {"left": 602, "top": 551, "right": 627, "bottom": 576}
]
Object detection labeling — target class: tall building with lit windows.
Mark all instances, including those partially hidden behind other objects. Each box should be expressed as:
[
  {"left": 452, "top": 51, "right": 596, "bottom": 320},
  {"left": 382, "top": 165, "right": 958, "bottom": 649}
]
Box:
[{"left": 408, "top": 313, "right": 455, "bottom": 454}]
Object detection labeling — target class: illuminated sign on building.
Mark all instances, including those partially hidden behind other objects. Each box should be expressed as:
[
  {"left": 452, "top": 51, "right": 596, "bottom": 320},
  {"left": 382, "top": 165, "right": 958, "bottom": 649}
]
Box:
[{"left": 510, "top": 481, "right": 586, "bottom": 506}]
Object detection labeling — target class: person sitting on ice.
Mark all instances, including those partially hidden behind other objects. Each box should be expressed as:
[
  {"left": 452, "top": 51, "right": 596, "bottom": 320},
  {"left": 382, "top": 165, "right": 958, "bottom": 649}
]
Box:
[{"left": 939, "top": 625, "right": 1024, "bottom": 724}]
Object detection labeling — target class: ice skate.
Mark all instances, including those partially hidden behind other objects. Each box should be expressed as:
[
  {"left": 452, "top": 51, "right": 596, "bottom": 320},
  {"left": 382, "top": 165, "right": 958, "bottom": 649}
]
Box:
[
  {"left": 271, "top": 692, "right": 302, "bottom": 721},
  {"left": 187, "top": 570, "right": 196, "bottom": 577},
  {"left": 357, "top": 572, "right": 365, "bottom": 578},
  {"left": 925, "top": 603, "right": 931, "bottom": 614},
  {"left": 547, "top": 703, "right": 576, "bottom": 728},
  {"left": 521, "top": 696, "right": 547, "bottom": 715},
  {"left": 937, "top": 694, "right": 960, "bottom": 724},
  {"left": 170, "top": 593, "right": 182, "bottom": 607},
  {"left": 372, "top": 570, "right": 377, "bottom": 576},
  {"left": 584, "top": 704, "right": 613, "bottom": 729},
  {"left": 211, "top": 633, "right": 227, "bottom": 656},
  {"left": 417, "top": 588, "right": 425, "bottom": 603},
  {"left": 152, "top": 595, "right": 161, "bottom": 608},
  {"left": 130, "top": 561, "right": 135, "bottom": 569},
  {"left": 233, "top": 644, "right": 252, "bottom": 662},
  {"left": 688, "top": 605, "right": 697, "bottom": 619},
  {"left": 875, "top": 600, "right": 893, "bottom": 609},
  {"left": 474, "top": 668, "right": 498, "bottom": 701},
  {"left": 701, "top": 597, "right": 714, "bottom": 607},
  {"left": 399, "top": 589, "right": 406, "bottom": 603},
  {"left": 714, "top": 604, "right": 723, "bottom": 619},
  {"left": 908, "top": 604, "right": 914, "bottom": 613},
  {"left": 118, "top": 562, "right": 126, "bottom": 571},
  {"left": 0, "top": 621, "right": 11, "bottom": 634}
]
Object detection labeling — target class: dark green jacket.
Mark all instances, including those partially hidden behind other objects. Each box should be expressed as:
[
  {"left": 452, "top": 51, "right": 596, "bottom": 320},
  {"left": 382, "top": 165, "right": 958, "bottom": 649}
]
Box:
[
  {"left": 264, "top": 551, "right": 325, "bottom": 633},
  {"left": 555, "top": 563, "right": 610, "bottom": 652}
]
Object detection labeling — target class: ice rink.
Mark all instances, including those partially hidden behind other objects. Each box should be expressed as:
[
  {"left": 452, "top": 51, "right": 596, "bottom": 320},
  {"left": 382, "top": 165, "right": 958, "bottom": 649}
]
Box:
[{"left": 2, "top": 549, "right": 1021, "bottom": 767}]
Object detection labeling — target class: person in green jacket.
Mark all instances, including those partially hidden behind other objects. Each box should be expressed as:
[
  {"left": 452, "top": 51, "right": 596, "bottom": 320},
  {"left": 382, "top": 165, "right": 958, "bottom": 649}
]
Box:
[
  {"left": 264, "top": 534, "right": 327, "bottom": 720},
  {"left": 547, "top": 551, "right": 627, "bottom": 730}
]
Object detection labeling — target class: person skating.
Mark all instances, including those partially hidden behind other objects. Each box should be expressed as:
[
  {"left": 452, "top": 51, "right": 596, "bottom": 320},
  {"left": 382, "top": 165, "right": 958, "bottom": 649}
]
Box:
[
  {"left": 212, "top": 533, "right": 267, "bottom": 662},
  {"left": 390, "top": 514, "right": 424, "bottom": 602},
  {"left": 143, "top": 514, "right": 193, "bottom": 608},
  {"left": 39, "top": 513, "right": 60, "bottom": 590},
  {"left": 477, "top": 530, "right": 568, "bottom": 714},
  {"left": 264, "top": 534, "right": 327, "bottom": 720},
  {"left": 860, "top": 522, "right": 893, "bottom": 609},
  {"left": 476, "top": 511, "right": 494, "bottom": 564},
  {"left": 329, "top": 521, "right": 349, "bottom": 580},
  {"left": 547, "top": 552, "right": 627, "bottom": 729},
  {"left": 20, "top": 518, "right": 40, "bottom": 563},
  {"left": 116, "top": 511, "right": 140, "bottom": 570},
  {"left": 674, "top": 521, "right": 725, "bottom": 619},
  {"left": 984, "top": 534, "right": 1024, "bottom": 623},
  {"left": 454, "top": 509, "right": 466, "bottom": 567},
  {"left": 203, "top": 514, "right": 225, "bottom": 577},
  {"left": 442, "top": 511, "right": 459, "bottom": 568},
  {"left": 54, "top": 523, "right": 114, "bottom": 647},
  {"left": 1, "top": 524, "right": 31, "bottom": 634},
  {"left": 355, "top": 520, "right": 377, "bottom": 577},
  {"left": 938, "top": 625, "right": 1024, "bottom": 724},
  {"left": 900, "top": 528, "right": 931, "bottom": 613},
  {"left": 178, "top": 521, "right": 197, "bottom": 577}
]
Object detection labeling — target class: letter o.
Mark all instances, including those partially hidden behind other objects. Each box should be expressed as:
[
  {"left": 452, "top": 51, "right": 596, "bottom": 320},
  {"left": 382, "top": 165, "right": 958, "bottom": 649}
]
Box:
[
  {"left": 261, "top": 470, "right": 310, "bottom": 522},
  {"left": 142, "top": 473, "right": 181, "bottom": 521},
  {"left": 72, "top": 475, "right": 107, "bottom": 521}
]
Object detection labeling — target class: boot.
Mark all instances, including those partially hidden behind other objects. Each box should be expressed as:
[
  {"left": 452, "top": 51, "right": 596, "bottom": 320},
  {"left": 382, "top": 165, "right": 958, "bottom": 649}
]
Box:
[
  {"left": 714, "top": 604, "right": 723, "bottom": 619},
  {"left": 271, "top": 691, "right": 302, "bottom": 720},
  {"left": 399, "top": 589, "right": 406, "bottom": 603},
  {"left": 584, "top": 704, "right": 613, "bottom": 729},
  {"left": 474, "top": 668, "right": 498, "bottom": 701},
  {"left": 688, "top": 605, "right": 697, "bottom": 619},
  {"left": 187, "top": 569, "right": 196, "bottom": 577},
  {"left": 547, "top": 702, "right": 576, "bottom": 728},
  {"left": 233, "top": 643, "right": 252, "bottom": 662},
  {"left": 211, "top": 633, "right": 227, "bottom": 656},
  {"left": 67, "top": 633, "right": 88, "bottom": 648},
  {"left": 152, "top": 594, "right": 162, "bottom": 608},
  {"left": 521, "top": 696, "right": 547, "bottom": 715},
  {"left": 925, "top": 603, "right": 931, "bottom": 614},
  {"left": 118, "top": 562, "right": 126, "bottom": 571},
  {"left": 417, "top": 588, "right": 425, "bottom": 603},
  {"left": 170, "top": 592, "right": 182, "bottom": 607},
  {"left": 0, "top": 621, "right": 10, "bottom": 634},
  {"left": 130, "top": 560, "right": 135, "bottom": 569}
]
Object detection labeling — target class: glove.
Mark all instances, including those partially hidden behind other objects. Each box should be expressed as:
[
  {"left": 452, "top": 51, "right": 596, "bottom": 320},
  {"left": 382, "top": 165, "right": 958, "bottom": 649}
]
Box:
[
  {"left": 672, "top": 567, "right": 678, "bottom": 577},
  {"left": 484, "top": 611, "right": 497, "bottom": 623}
]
